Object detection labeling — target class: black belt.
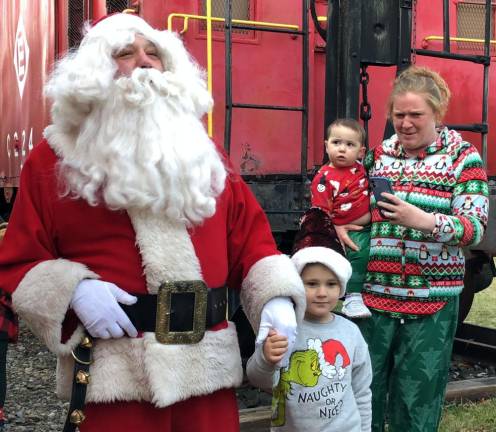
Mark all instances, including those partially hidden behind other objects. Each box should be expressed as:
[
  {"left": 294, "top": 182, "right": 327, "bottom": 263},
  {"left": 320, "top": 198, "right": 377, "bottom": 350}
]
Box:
[
  {"left": 121, "top": 284, "right": 228, "bottom": 335},
  {"left": 63, "top": 282, "right": 227, "bottom": 432}
]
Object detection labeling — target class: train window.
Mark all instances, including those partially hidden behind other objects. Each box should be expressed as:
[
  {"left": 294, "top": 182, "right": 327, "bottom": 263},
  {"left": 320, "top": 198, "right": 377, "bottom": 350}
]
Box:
[
  {"left": 199, "top": 0, "right": 252, "bottom": 34},
  {"left": 456, "top": 1, "right": 495, "bottom": 54},
  {"left": 106, "top": 0, "right": 131, "bottom": 14},
  {"left": 68, "top": 0, "right": 90, "bottom": 49}
]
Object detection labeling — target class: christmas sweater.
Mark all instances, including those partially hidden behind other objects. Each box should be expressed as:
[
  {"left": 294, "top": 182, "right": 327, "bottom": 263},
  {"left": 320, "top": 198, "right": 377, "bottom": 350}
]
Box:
[
  {"left": 246, "top": 315, "right": 372, "bottom": 432},
  {"left": 363, "top": 128, "right": 488, "bottom": 316},
  {"left": 310, "top": 162, "right": 370, "bottom": 224}
]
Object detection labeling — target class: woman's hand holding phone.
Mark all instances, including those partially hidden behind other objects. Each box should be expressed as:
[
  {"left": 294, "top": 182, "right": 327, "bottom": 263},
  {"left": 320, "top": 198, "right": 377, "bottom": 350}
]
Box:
[
  {"left": 371, "top": 178, "right": 436, "bottom": 232},
  {"left": 370, "top": 177, "right": 395, "bottom": 219},
  {"left": 378, "top": 194, "right": 436, "bottom": 233}
]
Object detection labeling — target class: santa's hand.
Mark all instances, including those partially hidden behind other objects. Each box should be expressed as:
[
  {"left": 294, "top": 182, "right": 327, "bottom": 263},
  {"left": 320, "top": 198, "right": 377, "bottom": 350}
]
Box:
[
  {"left": 70, "top": 280, "right": 138, "bottom": 339},
  {"left": 256, "top": 297, "right": 297, "bottom": 367}
]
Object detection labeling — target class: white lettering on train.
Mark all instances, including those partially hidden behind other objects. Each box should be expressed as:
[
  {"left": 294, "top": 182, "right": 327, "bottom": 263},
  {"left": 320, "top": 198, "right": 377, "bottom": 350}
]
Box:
[
  {"left": 5, "top": 128, "right": 34, "bottom": 168},
  {"left": 14, "top": 15, "right": 30, "bottom": 100}
]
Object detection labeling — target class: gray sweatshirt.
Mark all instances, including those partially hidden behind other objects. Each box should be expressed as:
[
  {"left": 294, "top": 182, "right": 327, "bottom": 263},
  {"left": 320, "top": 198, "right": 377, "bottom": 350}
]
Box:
[{"left": 246, "top": 315, "right": 372, "bottom": 432}]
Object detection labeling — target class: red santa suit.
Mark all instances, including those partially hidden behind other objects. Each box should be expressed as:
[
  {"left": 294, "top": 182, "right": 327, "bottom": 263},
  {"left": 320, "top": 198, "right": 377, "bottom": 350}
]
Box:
[{"left": 0, "top": 140, "right": 305, "bottom": 430}]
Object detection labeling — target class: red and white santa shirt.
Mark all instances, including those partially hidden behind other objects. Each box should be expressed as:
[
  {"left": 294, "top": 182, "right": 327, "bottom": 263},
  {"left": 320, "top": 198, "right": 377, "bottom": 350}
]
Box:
[{"left": 310, "top": 162, "right": 370, "bottom": 224}]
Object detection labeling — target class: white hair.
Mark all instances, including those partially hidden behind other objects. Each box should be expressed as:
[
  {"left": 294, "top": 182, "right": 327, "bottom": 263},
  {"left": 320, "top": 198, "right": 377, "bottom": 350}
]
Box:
[{"left": 44, "top": 15, "right": 226, "bottom": 226}]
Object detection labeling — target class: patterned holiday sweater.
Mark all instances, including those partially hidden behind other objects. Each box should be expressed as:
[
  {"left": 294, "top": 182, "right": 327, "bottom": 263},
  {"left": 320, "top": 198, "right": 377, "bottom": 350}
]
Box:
[{"left": 362, "top": 128, "right": 488, "bottom": 317}]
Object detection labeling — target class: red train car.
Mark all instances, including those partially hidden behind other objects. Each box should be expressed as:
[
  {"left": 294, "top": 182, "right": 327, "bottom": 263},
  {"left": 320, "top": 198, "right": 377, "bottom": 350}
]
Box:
[{"left": 1, "top": 0, "right": 495, "bottom": 317}]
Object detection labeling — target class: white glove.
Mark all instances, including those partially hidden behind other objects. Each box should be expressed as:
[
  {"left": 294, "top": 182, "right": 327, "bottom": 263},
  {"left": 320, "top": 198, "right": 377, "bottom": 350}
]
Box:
[
  {"left": 256, "top": 296, "right": 297, "bottom": 368},
  {"left": 70, "top": 279, "right": 138, "bottom": 339}
]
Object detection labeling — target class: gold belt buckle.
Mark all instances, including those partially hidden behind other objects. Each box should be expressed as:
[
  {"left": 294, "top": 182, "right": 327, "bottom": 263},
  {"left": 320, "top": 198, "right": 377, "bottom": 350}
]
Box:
[{"left": 155, "top": 280, "right": 208, "bottom": 344}]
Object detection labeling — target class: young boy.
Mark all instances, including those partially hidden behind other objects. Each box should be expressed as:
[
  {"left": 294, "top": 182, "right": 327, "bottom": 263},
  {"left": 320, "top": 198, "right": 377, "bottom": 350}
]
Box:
[
  {"left": 246, "top": 208, "right": 372, "bottom": 431},
  {"left": 310, "top": 118, "right": 371, "bottom": 318}
]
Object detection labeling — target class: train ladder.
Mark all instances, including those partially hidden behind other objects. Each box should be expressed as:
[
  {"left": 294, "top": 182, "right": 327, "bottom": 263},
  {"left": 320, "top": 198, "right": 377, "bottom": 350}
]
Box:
[
  {"left": 222, "top": 0, "right": 310, "bottom": 185},
  {"left": 411, "top": 0, "right": 491, "bottom": 166}
]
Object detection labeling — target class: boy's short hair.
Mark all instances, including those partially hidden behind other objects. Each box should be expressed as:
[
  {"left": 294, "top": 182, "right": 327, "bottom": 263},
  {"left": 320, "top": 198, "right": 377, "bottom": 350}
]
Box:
[{"left": 326, "top": 118, "right": 366, "bottom": 146}]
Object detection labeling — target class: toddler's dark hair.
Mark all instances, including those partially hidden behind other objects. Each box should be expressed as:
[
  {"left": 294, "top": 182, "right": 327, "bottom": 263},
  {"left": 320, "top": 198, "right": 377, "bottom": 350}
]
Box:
[{"left": 326, "top": 118, "right": 366, "bottom": 146}]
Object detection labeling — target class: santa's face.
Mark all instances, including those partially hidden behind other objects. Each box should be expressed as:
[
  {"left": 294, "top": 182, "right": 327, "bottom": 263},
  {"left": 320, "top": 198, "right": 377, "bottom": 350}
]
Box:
[
  {"left": 47, "top": 23, "right": 223, "bottom": 226},
  {"left": 301, "top": 263, "right": 341, "bottom": 323},
  {"left": 113, "top": 34, "right": 165, "bottom": 76}
]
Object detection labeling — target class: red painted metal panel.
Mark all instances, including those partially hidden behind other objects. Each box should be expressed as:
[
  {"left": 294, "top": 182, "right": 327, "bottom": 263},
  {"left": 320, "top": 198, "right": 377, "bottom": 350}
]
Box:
[
  {"left": 156, "top": 1, "right": 308, "bottom": 175},
  {"left": 55, "top": 0, "right": 68, "bottom": 55},
  {"left": 0, "top": 0, "right": 55, "bottom": 187},
  {"left": 92, "top": 0, "right": 108, "bottom": 20}
]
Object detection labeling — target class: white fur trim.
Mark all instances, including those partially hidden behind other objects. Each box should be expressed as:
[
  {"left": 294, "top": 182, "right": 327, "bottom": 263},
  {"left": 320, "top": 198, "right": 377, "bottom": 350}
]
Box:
[
  {"left": 291, "top": 246, "right": 351, "bottom": 297},
  {"left": 127, "top": 209, "right": 202, "bottom": 293},
  {"left": 144, "top": 323, "right": 242, "bottom": 407},
  {"left": 12, "top": 259, "right": 98, "bottom": 354},
  {"left": 56, "top": 323, "right": 242, "bottom": 406},
  {"left": 240, "top": 254, "right": 305, "bottom": 331}
]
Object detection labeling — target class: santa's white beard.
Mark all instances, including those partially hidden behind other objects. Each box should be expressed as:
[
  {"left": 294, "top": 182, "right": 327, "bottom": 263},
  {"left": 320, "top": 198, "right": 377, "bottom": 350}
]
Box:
[{"left": 57, "top": 68, "right": 227, "bottom": 226}]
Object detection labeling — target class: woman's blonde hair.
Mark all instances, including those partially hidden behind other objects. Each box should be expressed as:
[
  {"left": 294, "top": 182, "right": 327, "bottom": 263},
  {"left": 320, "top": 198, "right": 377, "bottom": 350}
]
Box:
[{"left": 387, "top": 66, "right": 451, "bottom": 122}]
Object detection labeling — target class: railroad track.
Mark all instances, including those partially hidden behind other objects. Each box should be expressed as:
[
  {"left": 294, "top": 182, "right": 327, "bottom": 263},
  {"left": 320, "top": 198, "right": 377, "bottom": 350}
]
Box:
[
  {"left": 453, "top": 322, "right": 496, "bottom": 364},
  {"left": 238, "top": 323, "right": 496, "bottom": 431}
]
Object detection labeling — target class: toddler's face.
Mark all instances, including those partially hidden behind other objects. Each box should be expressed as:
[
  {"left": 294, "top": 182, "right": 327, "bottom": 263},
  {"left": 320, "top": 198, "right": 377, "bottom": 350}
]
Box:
[
  {"left": 325, "top": 125, "right": 364, "bottom": 168},
  {"left": 301, "top": 263, "right": 341, "bottom": 323}
]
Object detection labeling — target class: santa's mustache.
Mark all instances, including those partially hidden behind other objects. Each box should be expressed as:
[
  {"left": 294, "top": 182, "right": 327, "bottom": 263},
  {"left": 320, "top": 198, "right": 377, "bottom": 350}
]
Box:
[{"left": 114, "top": 68, "right": 193, "bottom": 114}]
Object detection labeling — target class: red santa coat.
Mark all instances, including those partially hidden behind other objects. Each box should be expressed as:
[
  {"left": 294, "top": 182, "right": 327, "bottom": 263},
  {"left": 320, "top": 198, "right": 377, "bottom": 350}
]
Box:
[{"left": 0, "top": 140, "right": 305, "bottom": 407}]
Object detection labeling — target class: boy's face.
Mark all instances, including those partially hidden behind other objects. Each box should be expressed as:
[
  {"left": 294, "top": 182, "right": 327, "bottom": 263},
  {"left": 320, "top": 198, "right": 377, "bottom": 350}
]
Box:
[
  {"left": 325, "top": 125, "right": 364, "bottom": 168},
  {"left": 301, "top": 263, "right": 341, "bottom": 323}
]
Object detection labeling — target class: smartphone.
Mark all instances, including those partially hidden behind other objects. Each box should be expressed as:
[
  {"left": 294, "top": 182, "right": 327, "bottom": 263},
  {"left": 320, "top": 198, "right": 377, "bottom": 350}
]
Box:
[{"left": 369, "top": 176, "right": 394, "bottom": 217}]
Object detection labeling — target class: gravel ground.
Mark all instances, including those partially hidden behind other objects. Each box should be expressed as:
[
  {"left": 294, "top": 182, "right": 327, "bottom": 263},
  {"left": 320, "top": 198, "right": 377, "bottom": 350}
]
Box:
[
  {"left": 3, "top": 321, "right": 495, "bottom": 431},
  {"left": 5, "top": 322, "right": 67, "bottom": 432}
]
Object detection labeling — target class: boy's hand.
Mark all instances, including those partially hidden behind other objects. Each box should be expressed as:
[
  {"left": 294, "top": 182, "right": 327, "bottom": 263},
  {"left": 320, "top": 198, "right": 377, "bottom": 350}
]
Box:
[{"left": 263, "top": 329, "right": 289, "bottom": 365}]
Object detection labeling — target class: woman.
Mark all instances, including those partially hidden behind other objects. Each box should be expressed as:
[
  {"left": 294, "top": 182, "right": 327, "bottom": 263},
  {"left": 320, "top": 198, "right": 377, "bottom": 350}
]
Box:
[{"left": 339, "top": 66, "right": 489, "bottom": 432}]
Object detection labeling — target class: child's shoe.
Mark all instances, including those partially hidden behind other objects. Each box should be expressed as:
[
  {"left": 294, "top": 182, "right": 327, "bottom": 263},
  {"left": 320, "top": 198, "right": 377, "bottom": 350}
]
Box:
[{"left": 342, "top": 293, "right": 372, "bottom": 318}]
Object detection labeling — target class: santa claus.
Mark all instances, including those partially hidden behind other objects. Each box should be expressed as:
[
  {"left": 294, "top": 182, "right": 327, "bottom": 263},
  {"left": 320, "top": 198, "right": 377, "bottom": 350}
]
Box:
[{"left": 0, "top": 13, "right": 305, "bottom": 432}]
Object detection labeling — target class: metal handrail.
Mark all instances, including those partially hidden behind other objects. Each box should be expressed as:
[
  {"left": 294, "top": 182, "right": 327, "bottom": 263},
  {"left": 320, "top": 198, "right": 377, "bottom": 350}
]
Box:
[
  {"left": 423, "top": 35, "right": 496, "bottom": 46},
  {"left": 206, "top": 2, "right": 213, "bottom": 137},
  {"left": 167, "top": 13, "right": 299, "bottom": 34}
]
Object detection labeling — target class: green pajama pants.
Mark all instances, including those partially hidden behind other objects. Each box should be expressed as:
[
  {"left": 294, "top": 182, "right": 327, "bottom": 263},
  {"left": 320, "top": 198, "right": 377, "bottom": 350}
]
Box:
[
  {"left": 357, "top": 298, "right": 459, "bottom": 432},
  {"left": 346, "top": 226, "right": 371, "bottom": 294}
]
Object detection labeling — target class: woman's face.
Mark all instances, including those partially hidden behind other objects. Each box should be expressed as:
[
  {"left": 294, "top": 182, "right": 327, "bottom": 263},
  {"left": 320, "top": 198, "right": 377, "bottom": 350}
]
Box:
[{"left": 391, "top": 92, "right": 439, "bottom": 157}]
